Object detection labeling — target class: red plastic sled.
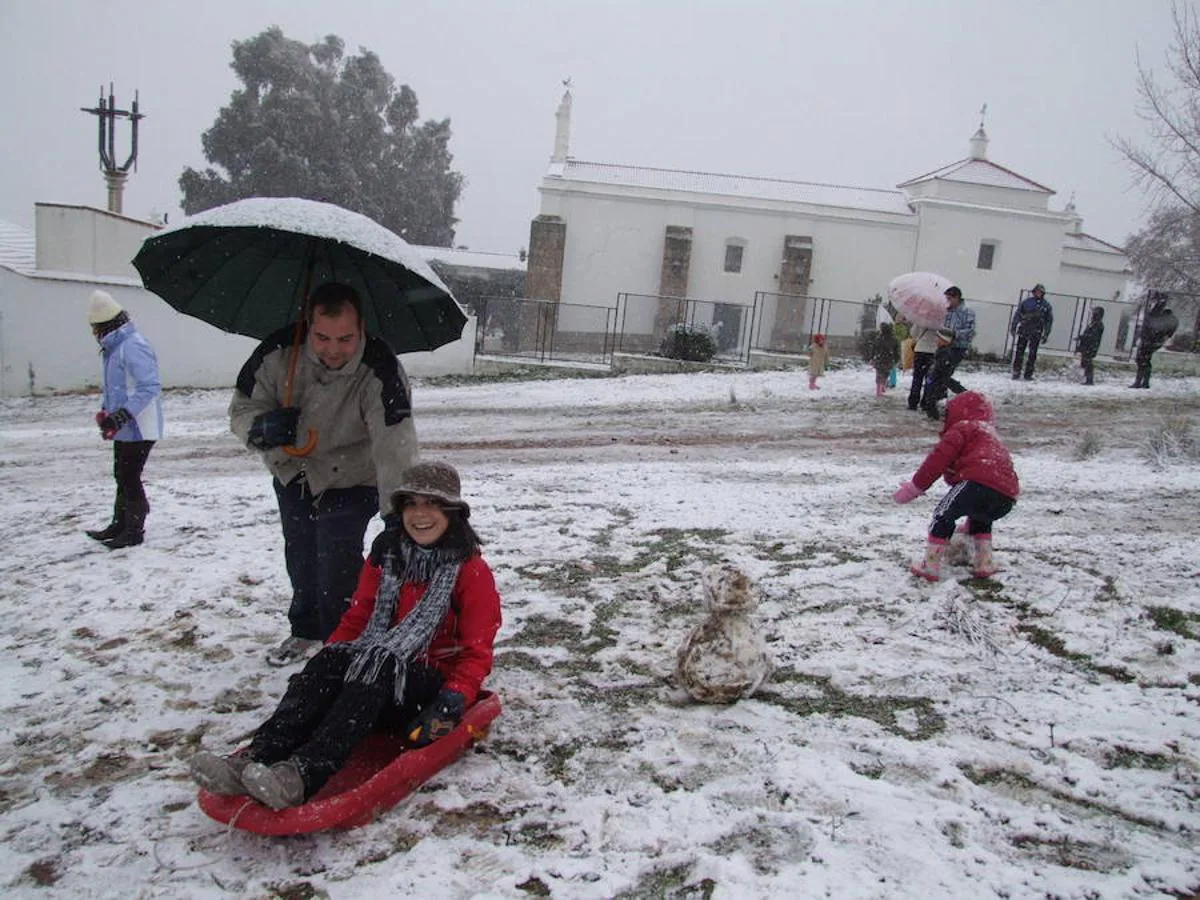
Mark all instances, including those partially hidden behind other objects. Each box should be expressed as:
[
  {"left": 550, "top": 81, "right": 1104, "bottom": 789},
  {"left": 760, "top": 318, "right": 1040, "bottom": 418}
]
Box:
[{"left": 197, "top": 691, "right": 501, "bottom": 835}]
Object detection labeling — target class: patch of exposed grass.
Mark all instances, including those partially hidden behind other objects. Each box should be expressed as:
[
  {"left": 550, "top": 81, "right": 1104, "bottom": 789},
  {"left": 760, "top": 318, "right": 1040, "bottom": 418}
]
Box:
[
  {"left": 1103, "top": 745, "right": 1175, "bottom": 771},
  {"left": 1016, "top": 625, "right": 1136, "bottom": 682},
  {"left": 1073, "top": 429, "right": 1104, "bottom": 460},
  {"left": 759, "top": 669, "right": 944, "bottom": 740},
  {"left": 613, "top": 862, "right": 714, "bottom": 900},
  {"left": 1146, "top": 605, "right": 1200, "bottom": 640},
  {"left": 753, "top": 540, "right": 868, "bottom": 573}
]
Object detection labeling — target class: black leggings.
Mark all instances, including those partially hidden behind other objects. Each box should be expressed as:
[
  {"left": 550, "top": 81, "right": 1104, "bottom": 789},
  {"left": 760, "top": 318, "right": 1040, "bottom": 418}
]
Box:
[
  {"left": 112, "top": 440, "right": 154, "bottom": 506},
  {"left": 928, "top": 481, "right": 1015, "bottom": 540}
]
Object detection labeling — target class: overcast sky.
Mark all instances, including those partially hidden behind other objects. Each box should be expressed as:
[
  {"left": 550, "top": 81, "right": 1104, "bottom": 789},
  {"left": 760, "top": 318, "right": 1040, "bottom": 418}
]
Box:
[{"left": 0, "top": 0, "right": 1182, "bottom": 254}]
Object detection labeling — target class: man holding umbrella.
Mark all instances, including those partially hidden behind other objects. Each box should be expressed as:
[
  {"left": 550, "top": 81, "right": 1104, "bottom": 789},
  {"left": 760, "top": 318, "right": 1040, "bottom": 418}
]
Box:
[
  {"left": 231, "top": 282, "right": 419, "bottom": 666},
  {"left": 921, "top": 285, "right": 976, "bottom": 421}
]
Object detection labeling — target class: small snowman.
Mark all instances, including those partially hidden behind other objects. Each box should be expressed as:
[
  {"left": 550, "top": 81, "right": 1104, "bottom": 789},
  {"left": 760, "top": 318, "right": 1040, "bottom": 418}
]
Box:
[{"left": 676, "top": 564, "right": 772, "bottom": 703}]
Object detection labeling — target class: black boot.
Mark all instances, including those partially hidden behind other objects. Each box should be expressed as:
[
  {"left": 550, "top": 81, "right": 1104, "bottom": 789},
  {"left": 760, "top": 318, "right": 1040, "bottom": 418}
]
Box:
[
  {"left": 105, "top": 498, "right": 147, "bottom": 549},
  {"left": 86, "top": 497, "right": 126, "bottom": 542}
]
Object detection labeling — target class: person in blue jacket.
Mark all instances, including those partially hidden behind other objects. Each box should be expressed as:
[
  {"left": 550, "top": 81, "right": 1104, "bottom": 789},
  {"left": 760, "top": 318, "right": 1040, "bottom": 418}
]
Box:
[{"left": 85, "top": 291, "right": 164, "bottom": 549}]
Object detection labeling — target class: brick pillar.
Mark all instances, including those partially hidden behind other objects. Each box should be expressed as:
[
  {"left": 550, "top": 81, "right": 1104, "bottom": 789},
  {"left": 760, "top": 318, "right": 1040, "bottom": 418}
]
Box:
[
  {"left": 771, "top": 235, "right": 813, "bottom": 350},
  {"left": 523, "top": 215, "right": 567, "bottom": 350},
  {"left": 654, "top": 225, "right": 692, "bottom": 341}
]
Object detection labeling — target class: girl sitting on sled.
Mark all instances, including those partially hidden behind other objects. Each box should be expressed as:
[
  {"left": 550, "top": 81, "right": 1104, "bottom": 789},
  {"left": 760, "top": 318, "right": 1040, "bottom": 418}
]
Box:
[{"left": 189, "top": 461, "right": 502, "bottom": 809}]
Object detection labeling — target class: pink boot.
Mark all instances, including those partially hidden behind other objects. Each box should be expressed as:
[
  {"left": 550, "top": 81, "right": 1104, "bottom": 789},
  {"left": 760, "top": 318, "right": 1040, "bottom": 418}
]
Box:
[
  {"left": 910, "top": 537, "right": 947, "bottom": 581},
  {"left": 971, "top": 534, "right": 1000, "bottom": 578},
  {"left": 876, "top": 381, "right": 885, "bottom": 397},
  {"left": 809, "top": 375, "right": 820, "bottom": 390}
]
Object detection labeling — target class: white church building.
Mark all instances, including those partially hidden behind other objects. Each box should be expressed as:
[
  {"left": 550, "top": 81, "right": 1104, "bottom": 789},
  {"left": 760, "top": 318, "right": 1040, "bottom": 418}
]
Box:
[{"left": 526, "top": 90, "right": 1131, "bottom": 360}]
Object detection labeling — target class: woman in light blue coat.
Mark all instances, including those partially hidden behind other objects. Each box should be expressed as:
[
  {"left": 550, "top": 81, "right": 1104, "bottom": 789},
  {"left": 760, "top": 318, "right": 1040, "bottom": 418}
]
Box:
[{"left": 86, "top": 290, "right": 163, "bottom": 549}]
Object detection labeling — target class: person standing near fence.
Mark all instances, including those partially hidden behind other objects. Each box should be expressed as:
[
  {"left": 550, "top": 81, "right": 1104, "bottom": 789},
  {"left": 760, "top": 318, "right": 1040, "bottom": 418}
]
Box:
[
  {"left": 807, "top": 333, "right": 829, "bottom": 390},
  {"left": 921, "top": 286, "right": 975, "bottom": 422},
  {"left": 1009, "top": 284, "right": 1054, "bottom": 381},
  {"left": 1130, "top": 292, "right": 1179, "bottom": 389},
  {"left": 1075, "top": 307, "right": 1105, "bottom": 386}
]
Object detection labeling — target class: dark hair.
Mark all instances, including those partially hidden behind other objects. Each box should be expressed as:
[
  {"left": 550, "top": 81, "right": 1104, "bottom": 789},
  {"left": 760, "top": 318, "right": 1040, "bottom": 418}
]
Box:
[
  {"left": 944, "top": 286, "right": 962, "bottom": 298},
  {"left": 306, "top": 282, "right": 363, "bottom": 325},
  {"left": 91, "top": 310, "right": 130, "bottom": 337},
  {"left": 437, "top": 508, "right": 483, "bottom": 556}
]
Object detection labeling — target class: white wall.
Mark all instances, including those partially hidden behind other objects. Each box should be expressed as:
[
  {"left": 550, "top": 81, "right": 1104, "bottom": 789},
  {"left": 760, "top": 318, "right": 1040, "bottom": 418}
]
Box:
[
  {"left": 0, "top": 270, "right": 476, "bottom": 397},
  {"left": 35, "top": 204, "right": 157, "bottom": 279}
]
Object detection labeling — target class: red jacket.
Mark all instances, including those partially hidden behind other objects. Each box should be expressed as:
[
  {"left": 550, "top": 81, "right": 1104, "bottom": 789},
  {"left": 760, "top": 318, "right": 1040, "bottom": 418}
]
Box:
[
  {"left": 911, "top": 391, "right": 1020, "bottom": 500},
  {"left": 328, "top": 555, "right": 501, "bottom": 703}
]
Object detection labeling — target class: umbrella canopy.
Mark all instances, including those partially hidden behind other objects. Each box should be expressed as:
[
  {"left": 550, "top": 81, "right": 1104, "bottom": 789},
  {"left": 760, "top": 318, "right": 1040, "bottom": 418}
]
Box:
[
  {"left": 886, "top": 272, "right": 952, "bottom": 330},
  {"left": 133, "top": 197, "right": 466, "bottom": 355}
]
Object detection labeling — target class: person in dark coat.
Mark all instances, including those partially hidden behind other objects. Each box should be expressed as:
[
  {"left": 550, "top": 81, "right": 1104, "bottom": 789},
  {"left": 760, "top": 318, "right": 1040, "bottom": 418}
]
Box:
[
  {"left": 893, "top": 391, "right": 1019, "bottom": 581},
  {"left": 188, "top": 461, "right": 502, "bottom": 810},
  {"left": 1131, "top": 292, "right": 1179, "bottom": 389},
  {"left": 1010, "top": 284, "right": 1054, "bottom": 381},
  {"left": 85, "top": 291, "right": 164, "bottom": 549},
  {"left": 871, "top": 322, "right": 901, "bottom": 397},
  {"left": 1075, "top": 307, "right": 1105, "bottom": 385},
  {"left": 921, "top": 286, "right": 975, "bottom": 421}
]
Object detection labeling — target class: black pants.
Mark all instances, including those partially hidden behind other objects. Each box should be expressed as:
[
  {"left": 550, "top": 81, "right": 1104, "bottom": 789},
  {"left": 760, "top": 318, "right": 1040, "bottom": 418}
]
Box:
[
  {"left": 274, "top": 478, "right": 379, "bottom": 641},
  {"left": 908, "top": 351, "right": 935, "bottom": 410},
  {"left": 1080, "top": 353, "right": 1096, "bottom": 384},
  {"left": 1133, "top": 344, "right": 1160, "bottom": 387},
  {"left": 1012, "top": 330, "right": 1042, "bottom": 378},
  {"left": 107, "top": 441, "right": 154, "bottom": 527},
  {"left": 248, "top": 645, "right": 443, "bottom": 797},
  {"left": 928, "top": 481, "right": 1015, "bottom": 540},
  {"left": 921, "top": 347, "right": 967, "bottom": 416}
]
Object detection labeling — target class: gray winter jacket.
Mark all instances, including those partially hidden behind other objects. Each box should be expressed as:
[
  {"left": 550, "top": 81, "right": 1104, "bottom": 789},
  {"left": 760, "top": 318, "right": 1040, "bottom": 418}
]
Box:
[{"left": 230, "top": 324, "right": 418, "bottom": 512}]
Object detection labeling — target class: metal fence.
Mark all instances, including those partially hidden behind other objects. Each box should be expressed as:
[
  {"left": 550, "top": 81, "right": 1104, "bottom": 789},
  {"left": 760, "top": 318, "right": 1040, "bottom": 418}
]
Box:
[
  {"left": 464, "top": 295, "right": 619, "bottom": 365},
  {"left": 614, "top": 292, "right": 756, "bottom": 364}
]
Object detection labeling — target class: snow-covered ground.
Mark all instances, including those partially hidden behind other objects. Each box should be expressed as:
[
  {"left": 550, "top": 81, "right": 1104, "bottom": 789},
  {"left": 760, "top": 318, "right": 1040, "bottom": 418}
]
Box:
[{"left": 1, "top": 363, "right": 1198, "bottom": 899}]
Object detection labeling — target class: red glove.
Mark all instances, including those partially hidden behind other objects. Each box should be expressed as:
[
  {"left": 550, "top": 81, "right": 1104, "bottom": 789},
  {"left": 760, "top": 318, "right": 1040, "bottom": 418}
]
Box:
[
  {"left": 893, "top": 480, "right": 923, "bottom": 504},
  {"left": 96, "top": 410, "right": 108, "bottom": 427}
]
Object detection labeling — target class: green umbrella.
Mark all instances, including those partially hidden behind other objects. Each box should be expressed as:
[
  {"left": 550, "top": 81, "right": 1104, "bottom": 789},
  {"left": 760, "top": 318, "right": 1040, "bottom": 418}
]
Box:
[{"left": 132, "top": 197, "right": 465, "bottom": 354}]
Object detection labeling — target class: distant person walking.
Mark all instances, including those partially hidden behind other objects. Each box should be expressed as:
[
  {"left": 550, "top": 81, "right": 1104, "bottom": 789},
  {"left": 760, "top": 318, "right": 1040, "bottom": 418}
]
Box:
[
  {"left": 807, "top": 333, "right": 829, "bottom": 390},
  {"left": 906, "top": 324, "right": 940, "bottom": 411},
  {"left": 921, "top": 286, "right": 975, "bottom": 421},
  {"left": 1075, "top": 307, "right": 1105, "bottom": 386},
  {"left": 870, "top": 322, "right": 901, "bottom": 397},
  {"left": 1131, "top": 292, "right": 1179, "bottom": 389},
  {"left": 1010, "top": 284, "right": 1053, "bottom": 381},
  {"left": 85, "top": 290, "right": 163, "bottom": 549}
]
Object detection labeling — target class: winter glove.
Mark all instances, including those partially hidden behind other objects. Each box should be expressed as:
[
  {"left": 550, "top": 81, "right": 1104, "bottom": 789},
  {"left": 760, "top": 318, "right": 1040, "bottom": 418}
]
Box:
[
  {"left": 98, "top": 407, "right": 132, "bottom": 440},
  {"left": 406, "top": 689, "right": 466, "bottom": 747},
  {"left": 893, "top": 480, "right": 923, "bottom": 504},
  {"left": 368, "top": 513, "right": 406, "bottom": 566},
  {"left": 247, "top": 407, "right": 301, "bottom": 450}
]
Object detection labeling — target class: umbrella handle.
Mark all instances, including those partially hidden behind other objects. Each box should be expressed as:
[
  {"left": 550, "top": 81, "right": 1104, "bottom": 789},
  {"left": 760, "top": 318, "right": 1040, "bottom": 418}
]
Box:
[{"left": 283, "top": 428, "right": 319, "bottom": 457}]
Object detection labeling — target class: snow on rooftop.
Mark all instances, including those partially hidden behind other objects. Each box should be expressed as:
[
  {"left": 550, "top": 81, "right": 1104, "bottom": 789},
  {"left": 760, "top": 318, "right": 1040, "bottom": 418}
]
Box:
[
  {"left": 899, "top": 158, "right": 1054, "bottom": 194},
  {"left": 551, "top": 160, "right": 915, "bottom": 216},
  {"left": 0, "top": 218, "right": 36, "bottom": 275},
  {"left": 414, "top": 245, "right": 526, "bottom": 272}
]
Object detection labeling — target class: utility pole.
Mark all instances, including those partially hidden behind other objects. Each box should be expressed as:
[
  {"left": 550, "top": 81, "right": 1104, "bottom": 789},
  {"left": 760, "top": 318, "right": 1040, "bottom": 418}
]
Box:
[{"left": 81, "top": 85, "right": 145, "bottom": 215}]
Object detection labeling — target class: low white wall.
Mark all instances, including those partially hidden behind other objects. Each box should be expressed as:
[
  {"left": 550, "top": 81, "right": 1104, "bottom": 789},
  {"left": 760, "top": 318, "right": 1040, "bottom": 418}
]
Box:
[{"left": 0, "top": 269, "right": 476, "bottom": 397}]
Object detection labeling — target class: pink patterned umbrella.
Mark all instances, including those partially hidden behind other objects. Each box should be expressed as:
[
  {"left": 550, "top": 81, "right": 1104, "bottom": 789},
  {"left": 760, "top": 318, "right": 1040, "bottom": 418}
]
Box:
[{"left": 887, "top": 272, "right": 952, "bottom": 330}]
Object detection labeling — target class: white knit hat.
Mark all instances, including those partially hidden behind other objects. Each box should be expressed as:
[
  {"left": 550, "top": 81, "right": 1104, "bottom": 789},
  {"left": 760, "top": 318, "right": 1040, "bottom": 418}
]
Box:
[{"left": 87, "top": 290, "right": 124, "bottom": 325}]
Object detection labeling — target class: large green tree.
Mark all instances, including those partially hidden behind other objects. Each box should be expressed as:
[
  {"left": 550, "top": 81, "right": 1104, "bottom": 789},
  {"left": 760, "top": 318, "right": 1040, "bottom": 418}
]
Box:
[
  {"left": 180, "top": 27, "right": 462, "bottom": 246},
  {"left": 1116, "top": 2, "right": 1200, "bottom": 339}
]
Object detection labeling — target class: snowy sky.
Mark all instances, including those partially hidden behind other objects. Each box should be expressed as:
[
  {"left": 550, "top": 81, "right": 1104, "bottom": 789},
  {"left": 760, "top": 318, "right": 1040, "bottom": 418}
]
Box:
[{"left": 0, "top": 0, "right": 1182, "bottom": 253}]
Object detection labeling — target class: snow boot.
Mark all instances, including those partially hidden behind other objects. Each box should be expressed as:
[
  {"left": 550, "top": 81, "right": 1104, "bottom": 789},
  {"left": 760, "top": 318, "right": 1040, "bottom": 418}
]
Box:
[
  {"left": 86, "top": 496, "right": 125, "bottom": 542},
  {"left": 104, "top": 498, "right": 147, "bottom": 549},
  {"left": 808, "top": 375, "right": 819, "bottom": 390},
  {"left": 875, "top": 381, "right": 885, "bottom": 397},
  {"left": 189, "top": 751, "right": 253, "bottom": 796},
  {"left": 970, "top": 534, "right": 1000, "bottom": 578},
  {"left": 241, "top": 759, "right": 307, "bottom": 810},
  {"left": 910, "top": 537, "right": 947, "bottom": 581}
]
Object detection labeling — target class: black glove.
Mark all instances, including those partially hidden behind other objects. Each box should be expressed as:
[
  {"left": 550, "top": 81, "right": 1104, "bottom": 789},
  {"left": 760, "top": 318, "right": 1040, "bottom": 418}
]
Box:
[
  {"left": 98, "top": 407, "right": 133, "bottom": 440},
  {"left": 369, "top": 513, "right": 406, "bottom": 566},
  {"left": 406, "top": 689, "right": 466, "bottom": 747},
  {"left": 247, "top": 407, "right": 301, "bottom": 450}
]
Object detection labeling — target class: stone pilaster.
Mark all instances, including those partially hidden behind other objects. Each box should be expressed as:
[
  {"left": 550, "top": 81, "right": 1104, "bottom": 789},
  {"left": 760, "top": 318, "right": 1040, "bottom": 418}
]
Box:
[
  {"left": 655, "top": 225, "right": 693, "bottom": 338},
  {"left": 771, "top": 235, "right": 813, "bottom": 349},
  {"left": 522, "top": 215, "right": 567, "bottom": 350}
]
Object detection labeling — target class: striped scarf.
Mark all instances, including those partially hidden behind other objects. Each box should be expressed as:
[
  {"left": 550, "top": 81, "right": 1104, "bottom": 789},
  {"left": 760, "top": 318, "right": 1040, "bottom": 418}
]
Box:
[{"left": 343, "top": 540, "right": 463, "bottom": 703}]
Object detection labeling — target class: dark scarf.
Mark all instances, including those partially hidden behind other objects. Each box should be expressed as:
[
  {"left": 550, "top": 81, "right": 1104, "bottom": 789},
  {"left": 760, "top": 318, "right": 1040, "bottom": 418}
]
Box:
[{"left": 343, "top": 537, "right": 464, "bottom": 703}]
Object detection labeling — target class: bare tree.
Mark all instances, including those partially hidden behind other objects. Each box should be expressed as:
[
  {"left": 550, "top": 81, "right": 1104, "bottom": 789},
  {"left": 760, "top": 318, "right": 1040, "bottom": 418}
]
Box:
[{"left": 1115, "top": 2, "right": 1200, "bottom": 341}]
